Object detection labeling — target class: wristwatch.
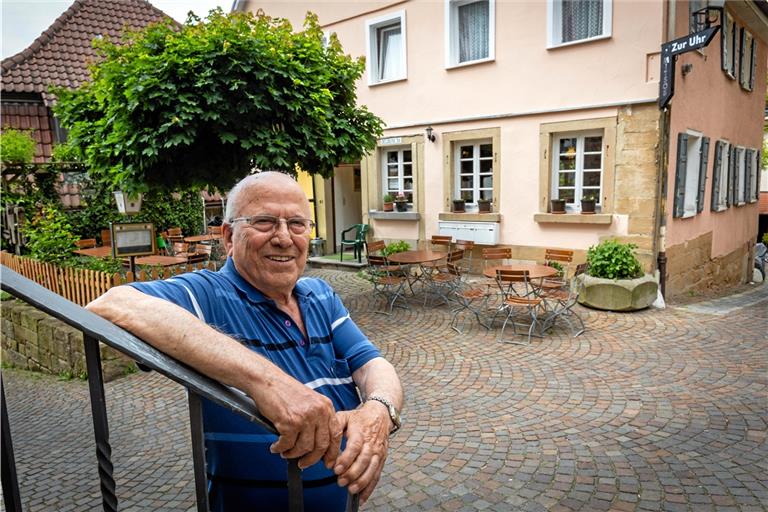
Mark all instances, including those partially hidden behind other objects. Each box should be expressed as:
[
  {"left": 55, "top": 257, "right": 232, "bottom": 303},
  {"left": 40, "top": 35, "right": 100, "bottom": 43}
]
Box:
[{"left": 366, "top": 395, "right": 401, "bottom": 435}]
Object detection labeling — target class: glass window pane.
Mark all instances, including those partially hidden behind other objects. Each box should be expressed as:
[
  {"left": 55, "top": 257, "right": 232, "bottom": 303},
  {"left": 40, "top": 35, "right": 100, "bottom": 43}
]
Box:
[
  {"left": 479, "top": 143, "right": 492, "bottom": 158},
  {"left": 480, "top": 190, "right": 492, "bottom": 201},
  {"left": 558, "top": 172, "right": 575, "bottom": 187},
  {"left": 403, "top": 178, "right": 413, "bottom": 190},
  {"left": 387, "top": 151, "right": 399, "bottom": 163},
  {"left": 583, "top": 154, "right": 602, "bottom": 169},
  {"left": 387, "top": 165, "right": 399, "bottom": 177},
  {"left": 558, "top": 189, "right": 575, "bottom": 203},
  {"left": 403, "top": 164, "right": 412, "bottom": 177},
  {"left": 481, "top": 175, "right": 493, "bottom": 188},
  {"left": 458, "top": 1, "right": 489, "bottom": 62},
  {"left": 584, "top": 136, "right": 602, "bottom": 152},
  {"left": 559, "top": 156, "right": 576, "bottom": 170},
  {"left": 378, "top": 23, "right": 402, "bottom": 81},
  {"left": 405, "top": 192, "right": 413, "bottom": 202},
  {"left": 480, "top": 160, "right": 492, "bottom": 173},
  {"left": 460, "top": 145, "right": 474, "bottom": 158},
  {"left": 460, "top": 176, "right": 473, "bottom": 188},
  {"left": 583, "top": 172, "right": 601, "bottom": 187},
  {"left": 461, "top": 160, "right": 474, "bottom": 173},
  {"left": 561, "top": 0, "right": 604, "bottom": 43},
  {"left": 582, "top": 188, "right": 600, "bottom": 200},
  {"left": 460, "top": 190, "right": 473, "bottom": 201},
  {"left": 403, "top": 150, "right": 412, "bottom": 162},
  {"left": 388, "top": 179, "right": 398, "bottom": 189},
  {"left": 559, "top": 138, "right": 577, "bottom": 154}
]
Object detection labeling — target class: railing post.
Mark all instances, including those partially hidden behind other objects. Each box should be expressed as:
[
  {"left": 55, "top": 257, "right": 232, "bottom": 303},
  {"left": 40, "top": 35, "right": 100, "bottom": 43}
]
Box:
[
  {"left": 188, "top": 392, "right": 210, "bottom": 512},
  {"left": 84, "top": 335, "right": 118, "bottom": 512},
  {"left": 1, "top": 376, "right": 22, "bottom": 512},
  {"left": 287, "top": 459, "right": 304, "bottom": 512}
]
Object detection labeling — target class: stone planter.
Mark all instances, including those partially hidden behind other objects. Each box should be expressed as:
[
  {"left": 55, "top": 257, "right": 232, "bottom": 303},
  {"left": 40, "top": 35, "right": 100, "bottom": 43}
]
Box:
[{"left": 575, "top": 273, "right": 658, "bottom": 311}]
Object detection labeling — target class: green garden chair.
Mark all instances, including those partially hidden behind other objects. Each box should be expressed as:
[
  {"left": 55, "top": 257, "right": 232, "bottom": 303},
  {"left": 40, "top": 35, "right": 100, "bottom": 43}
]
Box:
[{"left": 339, "top": 224, "right": 369, "bottom": 263}]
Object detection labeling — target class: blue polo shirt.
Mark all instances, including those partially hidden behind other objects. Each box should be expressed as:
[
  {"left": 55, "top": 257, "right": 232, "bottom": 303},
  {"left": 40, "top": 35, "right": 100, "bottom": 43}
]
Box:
[{"left": 130, "top": 259, "right": 381, "bottom": 511}]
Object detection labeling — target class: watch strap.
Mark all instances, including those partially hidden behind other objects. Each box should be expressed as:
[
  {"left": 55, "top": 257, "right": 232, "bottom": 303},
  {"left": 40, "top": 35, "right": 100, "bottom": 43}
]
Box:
[{"left": 366, "top": 395, "right": 401, "bottom": 435}]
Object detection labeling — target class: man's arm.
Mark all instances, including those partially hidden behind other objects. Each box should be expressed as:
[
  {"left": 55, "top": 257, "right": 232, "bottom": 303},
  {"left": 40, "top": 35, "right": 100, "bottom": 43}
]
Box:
[
  {"left": 333, "top": 357, "right": 403, "bottom": 504},
  {"left": 87, "top": 286, "right": 342, "bottom": 469}
]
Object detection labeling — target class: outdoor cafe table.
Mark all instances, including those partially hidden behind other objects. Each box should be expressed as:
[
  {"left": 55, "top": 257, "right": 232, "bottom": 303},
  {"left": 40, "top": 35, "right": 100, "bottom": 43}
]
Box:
[
  {"left": 386, "top": 250, "right": 449, "bottom": 295},
  {"left": 482, "top": 264, "right": 558, "bottom": 281},
  {"left": 183, "top": 233, "right": 222, "bottom": 244},
  {"left": 133, "top": 255, "right": 187, "bottom": 267},
  {"left": 73, "top": 246, "right": 112, "bottom": 258}
]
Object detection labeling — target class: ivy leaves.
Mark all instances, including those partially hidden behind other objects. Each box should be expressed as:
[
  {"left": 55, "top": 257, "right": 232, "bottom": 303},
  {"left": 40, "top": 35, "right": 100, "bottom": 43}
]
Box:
[{"left": 55, "top": 9, "right": 383, "bottom": 194}]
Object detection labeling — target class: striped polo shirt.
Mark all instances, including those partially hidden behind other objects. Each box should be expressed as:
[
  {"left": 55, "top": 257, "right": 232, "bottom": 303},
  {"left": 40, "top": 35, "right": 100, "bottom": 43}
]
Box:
[{"left": 130, "top": 258, "right": 381, "bottom": 511}]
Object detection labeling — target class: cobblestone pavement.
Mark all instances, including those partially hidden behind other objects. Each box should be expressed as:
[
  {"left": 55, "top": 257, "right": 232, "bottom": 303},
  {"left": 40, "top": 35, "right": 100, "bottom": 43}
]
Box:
[{"left": 3, "top": 270, "right": 767, "bottom": 511}]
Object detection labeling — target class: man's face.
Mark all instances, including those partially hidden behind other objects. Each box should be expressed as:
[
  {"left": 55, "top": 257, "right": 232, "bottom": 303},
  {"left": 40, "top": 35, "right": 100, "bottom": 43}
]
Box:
[{"left": 223, "top": 176, "right": 311, "bottom": 299}]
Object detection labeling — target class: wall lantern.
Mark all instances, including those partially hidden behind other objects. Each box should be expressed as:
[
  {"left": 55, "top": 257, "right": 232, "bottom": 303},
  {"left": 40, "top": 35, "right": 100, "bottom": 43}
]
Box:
[{"left": 425, "top": 126, "right": 436, "bottom": 143}]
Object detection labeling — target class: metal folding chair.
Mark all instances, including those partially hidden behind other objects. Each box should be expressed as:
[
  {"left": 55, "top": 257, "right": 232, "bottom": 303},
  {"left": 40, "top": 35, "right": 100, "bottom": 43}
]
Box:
[
  {"left": 366, "top": 255, "right": 409, "bottom": 315},
  {"left": 540, "top": 263, "right": 586, "bottom": 337},
  {"left": 491, "top": 269, "right": 547, "bottom": 345}
]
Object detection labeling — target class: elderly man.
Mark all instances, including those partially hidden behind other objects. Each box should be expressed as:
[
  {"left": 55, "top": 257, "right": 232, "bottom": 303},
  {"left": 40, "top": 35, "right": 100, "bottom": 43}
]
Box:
[{"left": 88, "top": 172, "right": 403, "bottom": 511}]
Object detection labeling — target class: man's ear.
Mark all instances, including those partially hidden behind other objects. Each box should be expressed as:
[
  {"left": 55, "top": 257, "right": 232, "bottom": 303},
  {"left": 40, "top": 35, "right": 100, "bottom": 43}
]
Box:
[{"left": 222, "top": 223, "right": 234, "bottom": 254}]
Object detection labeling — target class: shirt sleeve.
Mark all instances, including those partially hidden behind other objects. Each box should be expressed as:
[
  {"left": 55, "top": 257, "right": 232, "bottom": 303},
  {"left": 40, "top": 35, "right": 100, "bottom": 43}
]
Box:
[{"left": 326, "top": 289, "right": 381, "bottom": 373}]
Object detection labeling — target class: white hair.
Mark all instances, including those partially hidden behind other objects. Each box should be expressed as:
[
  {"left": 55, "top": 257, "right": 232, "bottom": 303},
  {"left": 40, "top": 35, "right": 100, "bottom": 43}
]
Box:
[{"left": 224, "top": 172, "right": 303, "bottom": 223}]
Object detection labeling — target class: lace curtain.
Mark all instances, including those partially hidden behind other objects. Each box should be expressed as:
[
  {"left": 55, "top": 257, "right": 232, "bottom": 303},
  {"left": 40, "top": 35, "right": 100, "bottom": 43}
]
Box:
[
  {"left": 458, "top": 1, "right": 489, "bottom": 62},
  {"left": 378, "top": 24, "right": 402, "bottom": 81},
  {"left": 561, "top": 0, "right": 603, "bottom": 43}
]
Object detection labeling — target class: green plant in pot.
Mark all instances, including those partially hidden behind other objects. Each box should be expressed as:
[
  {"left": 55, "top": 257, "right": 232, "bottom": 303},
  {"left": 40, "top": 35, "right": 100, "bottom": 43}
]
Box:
[
  {"left": 381, "top": 240, "right": 410, "bottom": 257},
  {"left": 580, "top": 194, "right": 597, "bottom": 214},
  {"left": 577, "top": 239, "right": 657, "bottom": 311},
  {"left": 383, "top": 193, "right": 394, "bottom": 212},
  {"left": 477, "top": 197, "right": 492, "bottom": 213},
  {"left": 452, "top": 198, "right": 466, "bottom": 212},
  {"left": 394, "top": 193, "right": 409, "bottom": 212}
]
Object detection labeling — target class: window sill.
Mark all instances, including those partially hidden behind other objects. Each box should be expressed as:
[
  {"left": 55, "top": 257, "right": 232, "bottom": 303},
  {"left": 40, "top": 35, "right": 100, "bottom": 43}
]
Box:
[
  {"left": 368, "top": 211, "right": 420, "bottom": 221},
  {"left": 445, "top": 56, "right": 495, "bottom": 70},
  {"left": 534, "top": 213, "right": 612, "bottom": 225},
  {"left": 368, "top": 76, "right": 407, "bottom": 87},
  {"left": 438, "top": 212, "right": 501, "bottom": 222},
  {"left": 547, "top": 33, "right": 611, "bottom": 50}
]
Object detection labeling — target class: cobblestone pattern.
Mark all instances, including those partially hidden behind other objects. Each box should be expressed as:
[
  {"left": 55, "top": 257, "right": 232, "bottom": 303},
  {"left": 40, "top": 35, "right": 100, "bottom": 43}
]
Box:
[{"left": 3, "top": 270, "right": 766, "bottom": 511}]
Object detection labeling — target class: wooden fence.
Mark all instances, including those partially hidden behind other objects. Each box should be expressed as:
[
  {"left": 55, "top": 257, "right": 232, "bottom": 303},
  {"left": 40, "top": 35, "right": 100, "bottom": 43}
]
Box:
[{"left": 1, "top": 252, "right": 215, "bottom": 307}]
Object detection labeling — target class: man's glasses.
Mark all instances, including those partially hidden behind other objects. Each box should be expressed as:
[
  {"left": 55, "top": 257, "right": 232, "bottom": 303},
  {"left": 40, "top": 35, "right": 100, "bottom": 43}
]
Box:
[{"left": 230, "top": 215, "right": 316, "bottom": 235}]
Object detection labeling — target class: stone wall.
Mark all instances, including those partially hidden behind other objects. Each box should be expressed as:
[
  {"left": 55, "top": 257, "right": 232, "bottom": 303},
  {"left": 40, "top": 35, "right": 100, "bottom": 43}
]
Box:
[
  {"left": 665, "top": 231, "right": 749, "bottom": 298},
  {"left": 1, "top": 296, "right": 135, "bottom": 381}
]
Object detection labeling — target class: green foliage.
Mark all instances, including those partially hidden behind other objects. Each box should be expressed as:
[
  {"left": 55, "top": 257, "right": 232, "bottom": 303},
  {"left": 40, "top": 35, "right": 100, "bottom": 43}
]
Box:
[
  {"left": 58, "top": 369, "right": 74, "bottom": 381},
  {"left": 546, "top": 260, "right": 564, "bottom": 277},
  {"left": 382, "top": 240, "right": 410, "bottom": 257},
  {"left": 21, "top": 205, "right": 79, "bottom": 264},
  {"left": 76, "top": 256, "right": 123, "bottom": 274},
  {"left": 51, "top": 140, "right": 83, "bottom": 163},
  {"left": 762, "top": 232, "right": 768, "bottom": 245},
  {"left": 0, "top": 129, "right": 36, "bottom": 164},
  {"left": 383, "top": 193, "right": 394, "bottom": 202},
  {"left": 54, "top": 9, "right": 383, "bottom": 194},
  {"left": 586, "top": 239, "right": 642, "bottom": 280}
]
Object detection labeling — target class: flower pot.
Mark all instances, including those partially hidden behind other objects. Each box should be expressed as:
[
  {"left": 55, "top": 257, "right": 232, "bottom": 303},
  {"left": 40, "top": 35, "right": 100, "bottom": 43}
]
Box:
[
  {"left": 580, "top": 199, "right": 596, "bottom": 214},
  {"left": 550, "top": 198, "right": 566, "bottom": 214},
  {"left": 576, "top": 273, "right": 658, "bottom": 311},
  {"left": 395, "top": 200, "right": 408, "bottom": 212},
  {"left": 477, "top": 201, "right": 491, "bottom": 213},
  {"left": 452, "top": 200, "right": 466, "bottom": 213},
  {"left": 383, "top": 201, "right": 394, "bottom": 212}
]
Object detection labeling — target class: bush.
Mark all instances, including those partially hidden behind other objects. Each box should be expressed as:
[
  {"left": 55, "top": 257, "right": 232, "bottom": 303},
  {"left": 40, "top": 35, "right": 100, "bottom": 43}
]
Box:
[
  {"left": 0, "top": 129, "right": 36, "bottom": 164},
  {"left": 586, "top": 239, "right": 642, "bottom": 280},
  {"left": 382, "top": 240, "right": 410, "bottom": 257},
  {"left": 22, "top": 205, "right": 79, "bottom": 264}
]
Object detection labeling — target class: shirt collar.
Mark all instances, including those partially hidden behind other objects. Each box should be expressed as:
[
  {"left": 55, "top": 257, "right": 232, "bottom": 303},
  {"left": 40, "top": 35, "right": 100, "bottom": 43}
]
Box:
[{"left": 219, "top": 258, "right": 313, "bottom": 303}]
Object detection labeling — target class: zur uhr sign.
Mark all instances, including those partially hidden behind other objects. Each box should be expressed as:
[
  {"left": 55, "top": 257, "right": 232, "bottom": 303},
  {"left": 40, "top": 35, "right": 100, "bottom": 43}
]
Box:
[{"left": 659, "top": 26, "right": 719, "bottom": 109}]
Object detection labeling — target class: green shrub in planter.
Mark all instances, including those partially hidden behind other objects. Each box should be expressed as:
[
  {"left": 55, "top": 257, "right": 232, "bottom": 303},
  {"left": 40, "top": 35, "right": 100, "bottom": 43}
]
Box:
[
  {"left": 382, "top": 240, "right": 410, "bottom": 257},
  {"left": 586, "top": 239, "right": 642, "bottom": 280}
]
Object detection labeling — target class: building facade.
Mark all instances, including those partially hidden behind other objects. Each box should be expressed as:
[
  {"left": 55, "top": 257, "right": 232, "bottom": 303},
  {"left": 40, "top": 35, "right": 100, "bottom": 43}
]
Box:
[{"left": 247, "top": 1, "right": 767, "bottom": 296}]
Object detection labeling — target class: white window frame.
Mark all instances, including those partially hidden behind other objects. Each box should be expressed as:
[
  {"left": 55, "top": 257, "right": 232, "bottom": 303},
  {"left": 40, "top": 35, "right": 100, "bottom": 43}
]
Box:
[
  {"left": 713, "top": 140, "right": 730, "bottom": 211},
  {"left": 748, "top": 148, "right": 759, "bottom": 202},
  {"left": 445, "top": 0, "right": 495, "bottom": 69},
  {"left": 550, "top": 130, "right": 604, "bottom": 212},
  {"left": 454, "top": 139, "right": 493, "bottom": 207},
  {"left": 736, "top": 146, "right": 746, "bottom": 205},
  {"left": 366, "top": 10, "right": 407, "bottom": 86},
  {"left": 722, "top": 12, "right": 736, "bottom": 79},
  {"left": 547, "top": 0, "right": 612, "bottom": 49},
  {"left": 739, "top": 29, "right": 754, "bottom": 90},
  {"left": 381, "top": 146, "right": 414, "bottom": 204}
]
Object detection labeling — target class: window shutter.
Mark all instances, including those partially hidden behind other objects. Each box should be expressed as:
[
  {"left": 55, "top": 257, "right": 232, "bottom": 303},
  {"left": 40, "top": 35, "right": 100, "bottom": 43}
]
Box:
[
  {"left": 756, "top": 150, "right": 762, "bottom": 202},
  {"left": 711, "top": 141, "right": 723, "bottom": 211},
  {"left": 721, "top": 20, "right": 729, "bottom": 73},
  {"left": 730, "top": 146, "right": 738, "bottom": 206},
  {"left": 745, "top": 149, "right": 753, "bottom": 203},
  {"left": 749, "top": 38, "right": 757, "bottom": 91},
  {"left": 696, "top": 137, "right": 709, "bottom": 213},
  {"left": 673, "top": 133, "right": 688, "bottom": 218}
]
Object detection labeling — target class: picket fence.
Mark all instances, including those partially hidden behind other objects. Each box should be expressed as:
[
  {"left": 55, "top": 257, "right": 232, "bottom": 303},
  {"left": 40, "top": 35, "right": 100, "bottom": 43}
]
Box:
[{"left": 1, "top": 252, "right": 215, "bottom": 307}]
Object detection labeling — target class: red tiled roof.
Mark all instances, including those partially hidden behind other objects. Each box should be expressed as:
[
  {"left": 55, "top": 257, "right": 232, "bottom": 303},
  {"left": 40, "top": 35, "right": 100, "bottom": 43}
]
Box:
[
  {"left": 1, "top": 0, "right": 172, "bottom": 106},
  {"left": 0, "top": 102, "right": 55, "bottom": 162}
]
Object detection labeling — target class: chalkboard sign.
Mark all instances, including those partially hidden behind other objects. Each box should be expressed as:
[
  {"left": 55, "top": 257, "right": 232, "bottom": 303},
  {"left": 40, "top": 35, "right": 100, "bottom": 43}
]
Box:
[{"left": 111, "top": 222, "right": 156, "bottom": 258}]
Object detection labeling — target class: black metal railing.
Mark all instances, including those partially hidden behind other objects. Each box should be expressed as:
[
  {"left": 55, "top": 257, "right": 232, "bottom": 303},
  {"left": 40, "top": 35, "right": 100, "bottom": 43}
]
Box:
[{"left": 0, "top": 266, "right": 357, "bottom": 512}]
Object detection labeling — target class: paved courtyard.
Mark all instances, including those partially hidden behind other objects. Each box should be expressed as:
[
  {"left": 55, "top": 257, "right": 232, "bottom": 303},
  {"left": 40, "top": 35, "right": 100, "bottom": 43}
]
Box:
[{"left": 3, "top": 270, "right": 767, "bottom": 511}]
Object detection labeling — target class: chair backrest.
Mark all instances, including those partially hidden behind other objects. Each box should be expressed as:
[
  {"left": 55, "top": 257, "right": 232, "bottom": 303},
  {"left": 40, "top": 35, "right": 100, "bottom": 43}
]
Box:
[
  {"left": 208, "top": 226, "right": 222, "bottom": 235},
  {"left": 367, "top": 240, "right": 386, "bottom": 255},
  {"left": 358, "top": 224, "right": 370, "bottom": 242},
  {"left": 100, "top": 229, "right": 112, "bottom": 246},
  {"left": 544, "top": 248, "right": 573, "bottom": 263},
  {"left": 495, "top": 269, "right": 533, "bottom": 298},
  {"left": 430, "top": 235, "right": 452, "bottom": 251},
  {"left": 482, "top": 247, "right": 512, "bottom": 268},
  {"left": 447, "top": 249, "right": 465, "bottom": 264},
  {"left": 172, "top": 242, "right": 189, "bottom": 255},
  {"left": 367, "top": 254, "right": 390, "bottom": 272},
  {"left": 196, "top": 245, "right": 212, "bottom": 256},
  {"left": 75, "top": 238, "right": 97, "bottom": 249},
  {"left": 167, "top": 227, "right": 184, "bottom": 243}
]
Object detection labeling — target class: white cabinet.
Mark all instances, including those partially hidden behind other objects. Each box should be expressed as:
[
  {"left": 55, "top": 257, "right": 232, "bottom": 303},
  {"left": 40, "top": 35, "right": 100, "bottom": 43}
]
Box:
[{"left": 438, "top": 221, "right": 499, "bottom": 245}]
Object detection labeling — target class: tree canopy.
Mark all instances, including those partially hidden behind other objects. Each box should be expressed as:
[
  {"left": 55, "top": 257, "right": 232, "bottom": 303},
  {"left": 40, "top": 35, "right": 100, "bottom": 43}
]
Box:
[{"left": 55, "top": 9, "right": 383, "bottom": 193}]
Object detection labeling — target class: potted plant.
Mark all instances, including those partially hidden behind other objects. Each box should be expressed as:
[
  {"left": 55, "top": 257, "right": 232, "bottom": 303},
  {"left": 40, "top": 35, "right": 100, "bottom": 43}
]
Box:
[
  {"left": 394, "top": 193, "right": 409, "bottom": 212},
  {"left": 477, "top": 198, "right": 492, "bottom": 213},
  {"left": 383, "top": 193, "right": 394, "bottom": 212},
  {"left": 580, "top": 194, "right": 597, "bottom": 214},
  {"left": 576, "top": 239, "right": 658, "bottom": 311},
  {"left": 381, "top": 240, "right": 410, "bottom": 257},
  {"left": 550, "top": 198, "right": 566, "bottom": 214},
  {"left": 452, "top": 198, "right": 466, "bottom": 212}
]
